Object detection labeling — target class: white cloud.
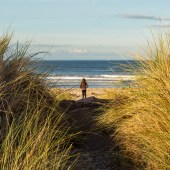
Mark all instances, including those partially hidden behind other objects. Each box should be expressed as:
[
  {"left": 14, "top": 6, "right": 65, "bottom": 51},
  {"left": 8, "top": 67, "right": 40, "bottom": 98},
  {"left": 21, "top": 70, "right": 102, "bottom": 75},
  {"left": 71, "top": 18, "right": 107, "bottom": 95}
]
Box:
[{"left": 68, "top": 48, "right": 88, "bottom": 54}]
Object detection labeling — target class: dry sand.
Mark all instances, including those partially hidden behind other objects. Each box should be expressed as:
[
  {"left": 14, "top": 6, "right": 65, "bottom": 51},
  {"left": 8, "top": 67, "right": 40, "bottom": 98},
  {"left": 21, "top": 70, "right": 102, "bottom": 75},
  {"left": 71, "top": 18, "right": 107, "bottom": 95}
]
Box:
[
  {"left": 51, "top": 87, "right": 123, "bottom": 100},
  {"left": 66, "top": 88, "right": 109, "bottom": 98}
]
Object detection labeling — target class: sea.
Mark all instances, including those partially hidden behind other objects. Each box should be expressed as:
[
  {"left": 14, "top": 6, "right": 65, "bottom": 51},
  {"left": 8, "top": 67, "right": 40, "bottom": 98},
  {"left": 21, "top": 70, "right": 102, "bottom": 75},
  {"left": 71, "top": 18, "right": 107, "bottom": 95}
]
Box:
[{"left": 36, "top": 60, "right": 138, "bottom": 88}]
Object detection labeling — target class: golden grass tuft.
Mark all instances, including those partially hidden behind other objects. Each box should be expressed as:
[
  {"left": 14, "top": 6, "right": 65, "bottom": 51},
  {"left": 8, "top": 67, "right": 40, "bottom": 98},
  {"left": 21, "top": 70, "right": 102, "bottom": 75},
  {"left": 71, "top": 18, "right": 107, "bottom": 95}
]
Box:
[
  {"left": 0, "top": 34, "right": 74, "bottom": 169},
  {"left": 97, "top": 31, "right": 170, "bottom": 169}
]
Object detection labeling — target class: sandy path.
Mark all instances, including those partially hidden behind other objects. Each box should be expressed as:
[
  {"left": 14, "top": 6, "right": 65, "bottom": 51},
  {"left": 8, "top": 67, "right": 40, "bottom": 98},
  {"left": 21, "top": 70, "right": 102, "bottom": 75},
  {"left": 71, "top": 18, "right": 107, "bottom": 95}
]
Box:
[{"left": 62, "top": 97, "right": 122, "bottom": 170}]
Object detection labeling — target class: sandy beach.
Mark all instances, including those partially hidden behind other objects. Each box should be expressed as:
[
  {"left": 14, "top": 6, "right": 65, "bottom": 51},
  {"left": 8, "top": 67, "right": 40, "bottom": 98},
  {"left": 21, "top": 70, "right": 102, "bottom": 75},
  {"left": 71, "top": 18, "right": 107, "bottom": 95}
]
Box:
[
  {"left": 50, "top": 87, "right": 129, "bottom": 100},
  {"left": 50, "top": 88, "right": 109, "bottom": 99},
  {"left": 65, "top": 88, "right": 110, "bottom": 98}
]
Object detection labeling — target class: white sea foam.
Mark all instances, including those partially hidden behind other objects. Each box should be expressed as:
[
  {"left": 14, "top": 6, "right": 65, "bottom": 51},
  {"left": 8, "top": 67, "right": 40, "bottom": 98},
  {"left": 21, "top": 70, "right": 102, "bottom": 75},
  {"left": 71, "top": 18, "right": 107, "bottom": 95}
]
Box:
[
  {"left": 48, "top": 76, "right": 82, "bottom": 80},
  {"left": 47, "top": 75, "right": 135, "bottom": 81},
  {"left": 100, "top": 75, "right": 135, "bottom": 80}
]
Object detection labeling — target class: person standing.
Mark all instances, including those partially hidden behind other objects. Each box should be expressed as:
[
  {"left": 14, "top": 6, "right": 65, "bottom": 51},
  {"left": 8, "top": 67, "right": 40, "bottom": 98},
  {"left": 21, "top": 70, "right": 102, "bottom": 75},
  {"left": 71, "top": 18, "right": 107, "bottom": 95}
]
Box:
[{"left": 80, "top": 78, "right": 88, "bottom": 99}]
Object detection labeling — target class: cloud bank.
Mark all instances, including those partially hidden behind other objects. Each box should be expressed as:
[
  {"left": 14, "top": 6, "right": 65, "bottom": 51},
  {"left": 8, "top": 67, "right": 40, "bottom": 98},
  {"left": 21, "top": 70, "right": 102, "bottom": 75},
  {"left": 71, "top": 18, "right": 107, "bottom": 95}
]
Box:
[
  {"left": 117, "top": 14, "right": 170, "bottom": 21},
  {"left": 68, "top": 48, "right": 88, "bottom": 54}
]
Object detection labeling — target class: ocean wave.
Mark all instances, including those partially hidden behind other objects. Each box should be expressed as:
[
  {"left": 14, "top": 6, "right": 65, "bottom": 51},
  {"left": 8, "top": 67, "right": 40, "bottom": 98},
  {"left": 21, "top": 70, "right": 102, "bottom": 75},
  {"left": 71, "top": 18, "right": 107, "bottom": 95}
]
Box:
[
  {"left": 100, "top": 75, "right": 135, "bottom": 80},
  {"left": 47, "top": 75, "right": 135, "bottom": 81}
]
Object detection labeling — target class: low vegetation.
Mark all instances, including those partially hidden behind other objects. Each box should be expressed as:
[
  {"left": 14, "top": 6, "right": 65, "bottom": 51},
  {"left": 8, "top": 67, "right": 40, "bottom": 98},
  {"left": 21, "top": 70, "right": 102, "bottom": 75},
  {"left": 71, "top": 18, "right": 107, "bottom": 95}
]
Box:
[
  {"left": 0, "top": 34, "right": 74, "bottom": 169},
  {"left": 97, "top": 32, "right": 170, "bottom": 170}
]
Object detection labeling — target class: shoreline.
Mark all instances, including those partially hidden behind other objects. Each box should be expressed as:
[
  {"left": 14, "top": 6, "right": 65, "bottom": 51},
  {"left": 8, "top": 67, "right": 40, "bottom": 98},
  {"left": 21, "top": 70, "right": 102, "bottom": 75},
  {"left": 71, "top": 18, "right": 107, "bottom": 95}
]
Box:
[{"left": 50, "top": 87, "right": 130, "bottom": 100}]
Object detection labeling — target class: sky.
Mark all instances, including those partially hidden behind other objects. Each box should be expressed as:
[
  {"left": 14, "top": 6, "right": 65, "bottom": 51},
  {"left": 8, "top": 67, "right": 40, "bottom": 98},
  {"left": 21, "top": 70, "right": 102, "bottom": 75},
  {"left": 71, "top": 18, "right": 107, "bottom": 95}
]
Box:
[{"left": 0, "top": 0, "right": 170, "bottom": 60}]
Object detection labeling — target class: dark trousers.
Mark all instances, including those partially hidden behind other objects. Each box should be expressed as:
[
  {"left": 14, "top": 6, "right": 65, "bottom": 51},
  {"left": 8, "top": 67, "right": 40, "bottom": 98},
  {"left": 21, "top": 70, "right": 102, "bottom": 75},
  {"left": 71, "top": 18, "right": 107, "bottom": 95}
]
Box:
[{"left": 82, "top": 90, "right": 86, "bottom": 98}]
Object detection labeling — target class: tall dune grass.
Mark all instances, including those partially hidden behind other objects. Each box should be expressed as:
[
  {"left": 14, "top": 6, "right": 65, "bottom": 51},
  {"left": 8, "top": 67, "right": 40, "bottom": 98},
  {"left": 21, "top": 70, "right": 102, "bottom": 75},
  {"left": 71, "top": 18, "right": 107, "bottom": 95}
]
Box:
[
  {"left": 0, "top": 34, "right": 74, "bottom": 169},
  {"left": 98, "top": 32, "right": 170, "bottom": 169}
]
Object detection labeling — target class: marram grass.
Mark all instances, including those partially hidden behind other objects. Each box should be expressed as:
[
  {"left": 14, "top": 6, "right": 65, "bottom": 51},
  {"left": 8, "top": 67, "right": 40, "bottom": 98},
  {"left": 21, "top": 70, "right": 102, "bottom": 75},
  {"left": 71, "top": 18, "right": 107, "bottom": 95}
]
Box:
[
  {"left": 97, "top": 32, "right": 170, "bottom": 170},
  {"left": 0, "top": 105, "right": 73, "bottom": 170},
  {"left": 0, "top": 34, "right": 74, "bottom": 170}
]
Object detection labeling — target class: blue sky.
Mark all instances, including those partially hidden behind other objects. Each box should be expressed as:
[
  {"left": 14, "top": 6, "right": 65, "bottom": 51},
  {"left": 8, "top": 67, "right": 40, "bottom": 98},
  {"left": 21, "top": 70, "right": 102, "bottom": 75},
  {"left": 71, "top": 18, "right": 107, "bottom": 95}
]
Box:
[{"left": 0, "top": 0, "right": 170, "bottom": 60}]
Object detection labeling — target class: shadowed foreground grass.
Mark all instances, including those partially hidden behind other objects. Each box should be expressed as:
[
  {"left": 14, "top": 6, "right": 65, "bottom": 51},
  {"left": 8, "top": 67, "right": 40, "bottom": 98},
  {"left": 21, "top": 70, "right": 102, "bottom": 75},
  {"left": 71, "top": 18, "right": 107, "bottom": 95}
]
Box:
[
  {"left": 0, "top": 34, "right": 74, "bottom": 169},
  {"left": 97, "top": 32, "right": 170, "bottom": 170}
]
